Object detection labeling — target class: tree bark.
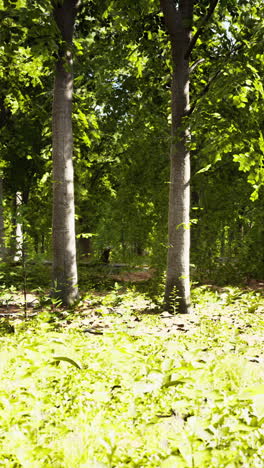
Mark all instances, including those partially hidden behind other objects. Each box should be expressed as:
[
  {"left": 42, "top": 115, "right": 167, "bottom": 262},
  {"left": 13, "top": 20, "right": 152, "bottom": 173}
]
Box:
[
  {"left": 160, "top": 0, "right": 193, "bottom": 313},
  {"left": 14, "top": 191, "right": 23, "bottom": 262},
  {"left": 52, "top": 0, "right": 80, "bottom": 305},
  {"left": 0, "top": 178, "right": 5, "bottom": 259}
]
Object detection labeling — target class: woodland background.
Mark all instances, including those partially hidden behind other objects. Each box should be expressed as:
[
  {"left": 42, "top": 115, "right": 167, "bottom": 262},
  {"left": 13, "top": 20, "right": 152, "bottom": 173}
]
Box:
[
  {"left": 0, "top": 0, "right": 263, "bottom": 300},
  {"left": 0, "top": 2, "right": 264, "bottom": 467}
]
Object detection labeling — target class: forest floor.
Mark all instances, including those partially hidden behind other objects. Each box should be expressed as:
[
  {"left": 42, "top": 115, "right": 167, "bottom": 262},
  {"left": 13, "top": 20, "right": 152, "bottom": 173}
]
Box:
[
  {"left": 0, "top": 273, "right": 263, "bottom": 338},
  {"left": 0, "top": 276, "right": 264, "bottom": 467}
]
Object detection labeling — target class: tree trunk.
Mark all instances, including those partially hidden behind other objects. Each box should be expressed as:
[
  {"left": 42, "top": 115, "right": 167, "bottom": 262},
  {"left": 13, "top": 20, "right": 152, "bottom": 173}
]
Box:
[
  {"left": 160, "top": 0, "right": 192, "bottom": 313},
  {"left": 52, "top": 0, "right": 80, "bottom": 305},
  {"left": 14, "top": 191, "right": 23, "bottom": 262},
  {"left": 0, "top": 178, "right": 5, "bottom": 259}
]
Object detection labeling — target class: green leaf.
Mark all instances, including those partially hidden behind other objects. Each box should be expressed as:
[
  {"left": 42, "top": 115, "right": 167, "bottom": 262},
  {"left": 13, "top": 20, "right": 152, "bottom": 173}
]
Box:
[
  {"left": 162, "top": 379, "right": 185, "bottom": 388},
  {"left": 195, "top": 163, "right": 212, "bottom": 175},
  {"left": 52, "top": 356, "right": 82, "bottom": 369}
]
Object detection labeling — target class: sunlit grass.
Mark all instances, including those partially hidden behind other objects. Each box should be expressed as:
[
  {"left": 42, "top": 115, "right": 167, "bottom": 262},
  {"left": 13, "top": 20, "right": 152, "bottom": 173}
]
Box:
[{"left": 0, "top": 286, "right": 263, "bottom": 467}]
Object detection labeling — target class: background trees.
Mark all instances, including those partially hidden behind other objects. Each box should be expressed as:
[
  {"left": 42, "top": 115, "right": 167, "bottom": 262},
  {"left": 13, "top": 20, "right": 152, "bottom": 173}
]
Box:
[{"left": 0, "top": 0, "right": 263, "bottom": 308}]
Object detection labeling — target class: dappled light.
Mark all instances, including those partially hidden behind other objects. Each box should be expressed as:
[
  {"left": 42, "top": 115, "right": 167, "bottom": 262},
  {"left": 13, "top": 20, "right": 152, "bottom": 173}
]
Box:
[{"left": 0, "top": 0, "right": 263, "bottom": 465}]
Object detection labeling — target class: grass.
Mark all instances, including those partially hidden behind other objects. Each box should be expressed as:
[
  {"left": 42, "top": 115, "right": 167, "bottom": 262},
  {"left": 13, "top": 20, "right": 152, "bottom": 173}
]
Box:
[{"left": 0, "top": 286, "right": 264, "bottom": 467}]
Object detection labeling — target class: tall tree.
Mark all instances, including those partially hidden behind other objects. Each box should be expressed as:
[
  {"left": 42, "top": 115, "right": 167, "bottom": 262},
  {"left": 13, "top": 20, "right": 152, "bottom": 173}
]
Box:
[
  {"left": 0, "top": 177, "right": 5, "bottom": 259},
  {"left": 159, "top": 0, "right": 192, "bottom": 313},
  {"left": 160, "top": 0, "right": 219, "bottom": 313},
  {"left": 52, "top": 0, "right": 80, "bottom": 305}
]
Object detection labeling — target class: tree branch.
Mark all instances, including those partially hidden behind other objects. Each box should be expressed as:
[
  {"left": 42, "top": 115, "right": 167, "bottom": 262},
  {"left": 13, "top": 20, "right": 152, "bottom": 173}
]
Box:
[
  {"left": 187, "top": 41, "right": 244, "bottom": 115},
  {"left": 188, "top": 69, "right": 221, "bottom": 115},
  {"left": 190, "top": 58, "right": 205, "bottom": 73},
  {"left": 185, "top": 0, "right": 219, "bottom": 59}
]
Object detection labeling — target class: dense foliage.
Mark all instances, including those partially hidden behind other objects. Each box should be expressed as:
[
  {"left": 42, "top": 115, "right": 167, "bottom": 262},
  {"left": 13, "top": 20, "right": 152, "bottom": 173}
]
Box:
[
  {"left": 0, "top": 2, "right": 263, "bottom": 465},
  {"left": 0, "top": 0, "right": 263, "bottom": 286}
]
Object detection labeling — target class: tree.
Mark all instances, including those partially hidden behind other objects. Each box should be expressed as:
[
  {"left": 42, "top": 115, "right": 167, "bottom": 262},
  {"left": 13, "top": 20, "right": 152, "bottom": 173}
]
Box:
[
  {"left": 0, "top": 176, "right": 5, "bottom": 258},
  {"left": 159, "top": 0, "right": 219, "bottom": 313},
  {"left": 159, "top": 0, "right": 192, "bottom": 313},
  {"left": 0, "top": 0, "right": 54, "bottom": 260},
  {"left": 1, "top": 0, "right": 263, "bottom": 299},
  {"left": 52, "top": 0, "right": 80, "bottom": 305}
]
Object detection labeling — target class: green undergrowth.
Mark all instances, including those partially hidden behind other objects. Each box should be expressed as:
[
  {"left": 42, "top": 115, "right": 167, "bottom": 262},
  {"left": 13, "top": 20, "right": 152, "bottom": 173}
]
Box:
[{"left": 0, "top": 287, "right": 264, "bottom": 467}]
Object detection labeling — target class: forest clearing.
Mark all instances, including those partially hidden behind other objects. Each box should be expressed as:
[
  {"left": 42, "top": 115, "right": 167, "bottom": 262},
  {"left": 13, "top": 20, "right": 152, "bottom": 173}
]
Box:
[
  {"left": 0, "top": 266, "right": 264, "bottom": 467},
  {"left": 0, "top": 0, "right": 264, "bottom": 466}
]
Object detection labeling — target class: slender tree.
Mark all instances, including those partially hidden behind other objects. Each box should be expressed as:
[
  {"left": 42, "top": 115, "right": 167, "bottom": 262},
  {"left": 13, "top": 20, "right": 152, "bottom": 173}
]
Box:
[
  {"left": 160, "top": 0, "right": 219, "bottom": 313},
  {"left": 159, "top": 0, "right": 192, "bottom": 313},
  {"left": 13, "top": 191, "right": 23, "bottom": 262},
  {"left": 52, "top": 0, "right": 80, "bottom": 305},
  {"left": 0, "top": 177, "right": 5, "bottom": 259}
]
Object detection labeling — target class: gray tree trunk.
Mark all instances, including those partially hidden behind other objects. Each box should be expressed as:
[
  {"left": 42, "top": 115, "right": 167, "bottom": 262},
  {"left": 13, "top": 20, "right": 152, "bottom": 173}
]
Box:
[
  {"left": 160, "top": 0, "right": 192, "bottom": 313},
  {"left": 52, "top": 0, "right": 80, "bottom": 305}
]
